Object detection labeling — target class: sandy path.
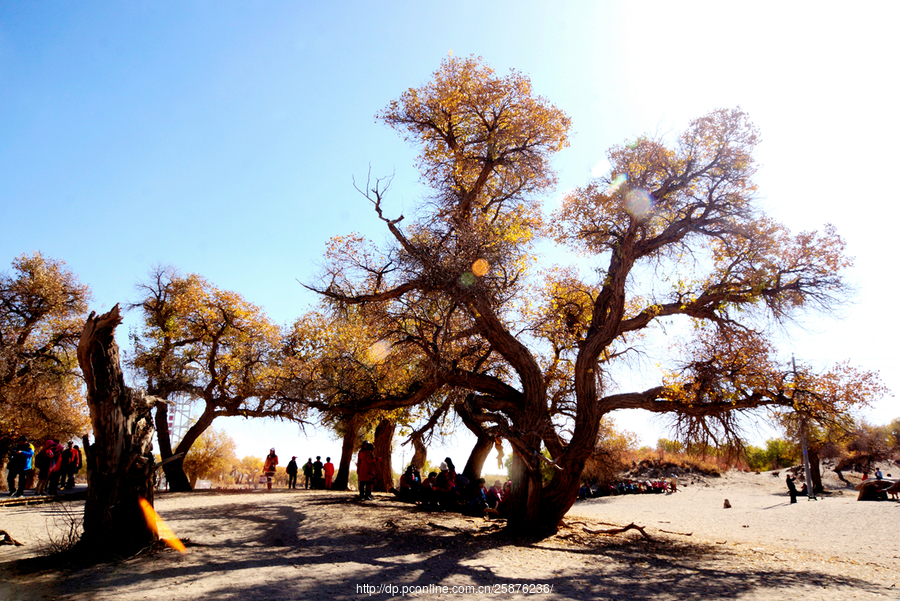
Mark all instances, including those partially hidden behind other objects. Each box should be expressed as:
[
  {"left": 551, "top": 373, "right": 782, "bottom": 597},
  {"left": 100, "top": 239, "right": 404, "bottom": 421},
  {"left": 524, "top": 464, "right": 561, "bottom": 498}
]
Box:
[{"left": 1, "top": 474, "right": 898, "bottom": 600}]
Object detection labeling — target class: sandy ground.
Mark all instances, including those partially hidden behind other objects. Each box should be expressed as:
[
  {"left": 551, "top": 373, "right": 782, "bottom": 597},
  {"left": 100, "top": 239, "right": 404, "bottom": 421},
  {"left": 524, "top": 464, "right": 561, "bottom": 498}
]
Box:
[{"left": 1, "top": 471, "right": 898, "bottom": 600}]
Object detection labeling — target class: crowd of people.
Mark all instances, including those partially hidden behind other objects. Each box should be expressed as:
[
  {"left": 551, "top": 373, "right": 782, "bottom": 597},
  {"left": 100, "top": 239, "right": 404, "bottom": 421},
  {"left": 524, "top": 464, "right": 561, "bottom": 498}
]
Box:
[
  {"left": 578, "top": 475, "right": 679, "bottom": 499},
  {"left": 260, "top": 448, "right": 336, "bottom": 491},
  {"left": 389, "top": 457, "right": 512, "bottom": 518},
  {"left": 5, "top": 435, "right": 83, "bottom": 498}
]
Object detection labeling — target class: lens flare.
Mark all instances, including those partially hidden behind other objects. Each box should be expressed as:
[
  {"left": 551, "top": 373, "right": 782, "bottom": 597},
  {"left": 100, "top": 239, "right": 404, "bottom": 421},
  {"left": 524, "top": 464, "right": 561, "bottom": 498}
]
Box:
[
  {"left": 606, "top": 173, "right": 628, "bottom": 194},
  {"left": 365, "top": 340, "right": 391, "bottom": 365},
  {"left": 624, "top": 189, "right": 653, "bottom": 221},
  {"left": 459, "top": 272, "right": 476, "bottom": 287},
  {"left": 471, "top": 259, "right": 489, "bottom": 277},
  {"left": 139, "top": 496, "right": 186, "bottom": 554}
]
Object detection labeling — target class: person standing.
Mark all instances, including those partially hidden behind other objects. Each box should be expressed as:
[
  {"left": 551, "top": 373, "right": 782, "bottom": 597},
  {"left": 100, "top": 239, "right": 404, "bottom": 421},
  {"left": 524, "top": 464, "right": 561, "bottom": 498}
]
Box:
[
  {"left": 34, "top": 440, "right": 55, "bottom": 495},
  {"left": 302, "top": 458, "right": 313, "bottom": 489},
  {"left": 323, "top": 457, "right": 335, "bottom": 490},
  {"left": 786, "top": 474, "right": 799, "bottom": 504},
  {"left": 61, "top": 442, "right": 82, "bottom": 489},
  {"left": 312, "top": 456, "right": 324, "bottom": 489},
  {"left": 263, "top": 448, "right": 278, "bottom": 491},
  {"left": 357, "top": 442, "right": 376, "bottom": 500},
  {"left": 6, "top": 436, "right": 34, "bottom": 497},
  {"left": 47, "top": 439, "right": 65, "bottom": 495},
  {"left": 286, "top": 456, "right": 299, "bottom": 489},
  {"left": 668, "top": 473, "right": 678, "bottom": 493}
]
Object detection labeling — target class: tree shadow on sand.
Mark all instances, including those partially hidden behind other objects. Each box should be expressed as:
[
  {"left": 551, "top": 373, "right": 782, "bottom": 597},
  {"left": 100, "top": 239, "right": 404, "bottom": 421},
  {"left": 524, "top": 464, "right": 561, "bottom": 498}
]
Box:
[{"left": 3, "top": 492, "right": 893, "bottom": 601}]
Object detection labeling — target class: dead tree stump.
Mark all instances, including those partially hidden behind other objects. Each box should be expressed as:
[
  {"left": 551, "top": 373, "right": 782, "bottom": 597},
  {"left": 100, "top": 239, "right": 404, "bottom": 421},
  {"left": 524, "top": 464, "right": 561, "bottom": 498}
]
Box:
[{"left": 77, "top": 305, "right": 158, "bottom": 555}]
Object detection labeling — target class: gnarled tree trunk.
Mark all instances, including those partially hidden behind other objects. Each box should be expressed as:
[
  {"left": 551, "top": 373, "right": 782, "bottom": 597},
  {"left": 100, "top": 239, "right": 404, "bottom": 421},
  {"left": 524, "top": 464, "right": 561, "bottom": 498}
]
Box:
[
  {"left": 410, "top": 432, "right": 427, "bottom": 471},
  {"left": 373, "top": 418, "right": 395, "bottom": 492},
  {"left": 333, "top": 414, "right": 361, "bottom": 490},
  {"left": 462, "top": 435, "right": 494, "bottom": 483},
  {"left": 77, "top": 305, "right": 158, "bottom": 555}
]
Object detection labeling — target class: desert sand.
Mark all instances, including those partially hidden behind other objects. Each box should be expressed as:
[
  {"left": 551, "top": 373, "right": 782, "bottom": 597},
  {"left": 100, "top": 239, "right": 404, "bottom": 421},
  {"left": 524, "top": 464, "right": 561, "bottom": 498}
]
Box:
[{"left": 1, "top": 470, "right": 898, "bottom": 600}]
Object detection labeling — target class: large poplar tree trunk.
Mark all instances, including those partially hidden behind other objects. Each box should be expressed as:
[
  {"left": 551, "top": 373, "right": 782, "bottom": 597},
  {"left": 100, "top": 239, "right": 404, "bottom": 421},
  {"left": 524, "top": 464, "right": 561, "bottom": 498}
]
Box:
[
  {"left": 77, "top": 305, "right": 158, "bottom": 555},
  {"left": 152, "top": 400, "right": 192, "bottom": 492},
  {"left": 373, "top": 418, "right": 395, "bottom": 492},
  {"left": 333, "top": 414, "right": 361, "bottom": 490},
  {"left": 808, "top": 447, "right": 824, "bottom": 494},
  {"left": 462, "top": 435, "right": 494, "bottom": 482},
  {"left": 410, "top": 433, "right": 427, "bottom": 471}
]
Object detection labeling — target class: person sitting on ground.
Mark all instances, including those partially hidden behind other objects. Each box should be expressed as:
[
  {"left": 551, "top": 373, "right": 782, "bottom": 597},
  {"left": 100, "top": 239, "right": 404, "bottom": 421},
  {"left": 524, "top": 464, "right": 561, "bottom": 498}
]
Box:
[
  {"left": 393, "top": 465, "right": 420, "bottom": 503},
  {"left": 465, "top": 478, "right": 491, "bottom": 517},
  {"left": 420, "top": 471, "right": 439, "bottom": 508},
  {"left": 875, "top": 468, "right": 883, "bottom": 480},
  {"left": 433, "top": 462, "right": 459, "bottom": 510},
  {"left": 487, "top": 480, "right": 504, "bottom": 509}
]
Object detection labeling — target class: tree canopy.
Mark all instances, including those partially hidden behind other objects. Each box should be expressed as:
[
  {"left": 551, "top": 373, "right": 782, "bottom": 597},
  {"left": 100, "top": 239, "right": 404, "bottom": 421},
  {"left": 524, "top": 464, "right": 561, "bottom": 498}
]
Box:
[
  {"left": 312, "top": 55, "right": 885, "bottom": 536},
  {"left": 130, "top": 267, "right": 304, "bottom": 491},
  {"left": 0, "top": 252, "right": 91, "bottom": 463}
]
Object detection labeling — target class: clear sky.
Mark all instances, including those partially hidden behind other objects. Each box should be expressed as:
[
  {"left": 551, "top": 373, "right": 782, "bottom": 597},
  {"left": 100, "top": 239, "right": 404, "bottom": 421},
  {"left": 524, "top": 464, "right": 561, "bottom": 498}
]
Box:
[{"left": 2, "top": 2, "right": 897, "bottom": 470}]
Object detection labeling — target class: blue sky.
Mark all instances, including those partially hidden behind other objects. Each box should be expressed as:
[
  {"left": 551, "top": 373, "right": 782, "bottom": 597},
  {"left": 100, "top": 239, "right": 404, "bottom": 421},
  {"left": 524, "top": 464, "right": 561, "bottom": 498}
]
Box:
[{"left": 2, "top": 2, "right": 898, "bottom": 467}]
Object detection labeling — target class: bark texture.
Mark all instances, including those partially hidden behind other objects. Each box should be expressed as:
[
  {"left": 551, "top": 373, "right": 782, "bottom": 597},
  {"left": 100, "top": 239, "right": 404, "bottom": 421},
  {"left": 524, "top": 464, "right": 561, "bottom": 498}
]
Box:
[
  {"left": 333, "top": 415, "right": 361, "bottom": 490},
  {"left": 77, "top": 305, "right": 158, "bottom": 555},
  {"left": 373, "top": 418, "right": 395, "bottom": 492}
]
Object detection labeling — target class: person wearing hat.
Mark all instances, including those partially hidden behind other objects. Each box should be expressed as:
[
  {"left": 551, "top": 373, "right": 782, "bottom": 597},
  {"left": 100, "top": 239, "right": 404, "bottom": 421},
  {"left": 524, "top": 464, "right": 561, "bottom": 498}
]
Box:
[
  {"left": 263, "top": 448, "right": 278, "bottom": 491},
  {"left": 286, "top": 456, "right": 299, "bottom": 490}
]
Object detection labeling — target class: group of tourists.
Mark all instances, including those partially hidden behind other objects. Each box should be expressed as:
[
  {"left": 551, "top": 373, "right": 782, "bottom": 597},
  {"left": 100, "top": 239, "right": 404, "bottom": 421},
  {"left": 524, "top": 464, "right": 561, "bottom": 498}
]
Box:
[
  {"left": 578, "top": 475, "right": 679, "bottom": 499},
  {"left": 6, "top": 435, "right": 83, "bottom": 498},
  {"left": 261, "top": 448, "right": 336, "bottom": 491},
  {"left": 389, "top": 457, "right": 512, "bottom": 518}
]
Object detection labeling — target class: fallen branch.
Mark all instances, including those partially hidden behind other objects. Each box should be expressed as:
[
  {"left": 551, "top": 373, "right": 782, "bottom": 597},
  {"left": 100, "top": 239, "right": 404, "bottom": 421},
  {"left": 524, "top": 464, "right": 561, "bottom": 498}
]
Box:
[
  {"left": 0, "top": 530, "right": 24, "bottom": 546},
  {"left": 657, "top": 528, "right": 693, "bottom": 537},
  {"left": 581, "top": 522, "right": 653, "bottom": 540}
]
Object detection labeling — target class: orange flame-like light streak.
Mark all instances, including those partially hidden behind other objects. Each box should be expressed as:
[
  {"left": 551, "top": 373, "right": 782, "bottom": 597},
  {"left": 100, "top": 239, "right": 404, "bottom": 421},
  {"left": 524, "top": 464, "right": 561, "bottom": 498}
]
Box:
[{"left": 138, "top": 497, "right": 187, "bottom": 554}]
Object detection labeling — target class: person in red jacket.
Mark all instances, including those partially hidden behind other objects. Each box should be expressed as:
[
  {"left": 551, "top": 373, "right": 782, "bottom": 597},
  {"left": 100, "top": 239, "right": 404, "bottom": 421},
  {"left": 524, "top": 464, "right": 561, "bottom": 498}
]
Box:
[
  {"left": 62, "top": 442, "right": 82, "bottom": 489},
  {"left": 263, "top": 448, "right": 278, "bottom": 491},
  {"left": 356, "top": 442, "right": 376, "bottom": 500},
  {"left": 323, "top": 457, "right": 335, "bottom": 490}
]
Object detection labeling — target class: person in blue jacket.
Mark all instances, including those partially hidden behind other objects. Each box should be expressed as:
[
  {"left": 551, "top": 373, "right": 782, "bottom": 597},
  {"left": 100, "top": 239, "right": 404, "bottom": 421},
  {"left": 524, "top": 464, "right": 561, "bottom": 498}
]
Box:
[{"left": 6, "top": 436, "right": 34, "bottom": 497}]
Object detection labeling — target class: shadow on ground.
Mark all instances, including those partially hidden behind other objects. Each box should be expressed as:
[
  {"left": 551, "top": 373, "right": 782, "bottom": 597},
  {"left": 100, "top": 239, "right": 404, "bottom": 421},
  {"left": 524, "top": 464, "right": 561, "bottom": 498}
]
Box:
[{"left": 1, "top": 491, "right": 892, "bottom": 600}]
